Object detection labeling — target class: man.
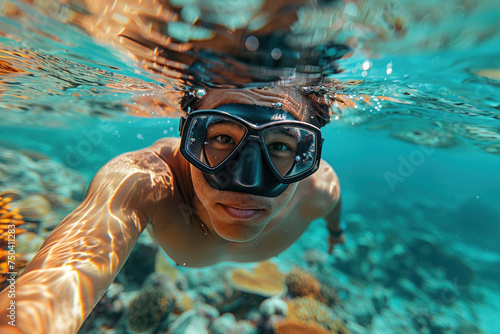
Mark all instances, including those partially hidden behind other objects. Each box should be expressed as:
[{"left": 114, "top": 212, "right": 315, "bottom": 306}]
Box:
[{"left": 0, "top": 86, "right": 343, "bottom": 334}]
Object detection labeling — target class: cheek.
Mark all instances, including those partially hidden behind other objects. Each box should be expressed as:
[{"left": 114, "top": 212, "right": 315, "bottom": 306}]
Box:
[
  {"left": 191, "top": 165, "right": 204, "bottom": 194},
  {"left": 270, "top": 182, "right": 297, "bottom": 213},
  {"left": 191, "top": 165, "right": 215, "bottom": 204}
]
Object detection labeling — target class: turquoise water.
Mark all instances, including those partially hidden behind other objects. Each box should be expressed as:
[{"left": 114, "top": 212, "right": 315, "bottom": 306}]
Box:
[{"left": 1, "top": 0, "right": 500, "bottom": 333}]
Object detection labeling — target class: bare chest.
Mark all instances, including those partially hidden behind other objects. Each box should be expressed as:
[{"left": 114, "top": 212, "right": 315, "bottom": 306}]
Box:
[{"left": 147, "top": 198, "right": 315, "bottom": 267}]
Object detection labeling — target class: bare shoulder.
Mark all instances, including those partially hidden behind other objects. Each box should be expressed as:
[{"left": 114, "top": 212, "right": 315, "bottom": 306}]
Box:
[
  {"left": 105, "top": 138, "right": 179, "bottom": 174},
  {"left": 295, "top": 160, "right": 340, "bottom": 218},
  {"left": 90, "top": 139, "right": 178, "bottom": 204},
  {"left": 311, "top": 160, "right": 340, "bottom": 205},
  {"left": 149, "top": 137, "right": 180, "bottom": 153},
  {"left": 102, "top": 145, "right": 168, "bottom": 179}
]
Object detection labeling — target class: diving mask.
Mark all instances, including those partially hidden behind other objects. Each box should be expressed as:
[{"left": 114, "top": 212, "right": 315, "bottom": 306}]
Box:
[{"left": 179, "top": 104, "right": 324, "bottom": 197}]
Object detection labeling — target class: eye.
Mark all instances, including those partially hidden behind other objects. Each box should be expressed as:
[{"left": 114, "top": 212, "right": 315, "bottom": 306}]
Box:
[
  {"left": 215, "top": 135, "right": 235, "bottom": 144},
  {"left": 268, "top": 142, "right": 291, "bottom": 152}
]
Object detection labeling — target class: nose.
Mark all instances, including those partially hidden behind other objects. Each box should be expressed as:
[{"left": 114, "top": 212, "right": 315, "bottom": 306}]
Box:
[{"left": 232, "top": 141, "right": 263, "bottom": 188}]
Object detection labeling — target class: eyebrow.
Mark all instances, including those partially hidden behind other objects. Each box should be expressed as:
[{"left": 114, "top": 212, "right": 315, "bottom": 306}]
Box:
[
  {"left": 270, "top": 127, "right": 300, "bottom": 139},
  {"left": 207, "top": 118, "right": 241, "bottom": 129}
]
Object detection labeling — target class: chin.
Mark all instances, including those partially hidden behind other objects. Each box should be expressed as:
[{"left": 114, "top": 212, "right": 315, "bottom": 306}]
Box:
[{"left": 211, "top": 220, "right": 265, "bottom": 242}]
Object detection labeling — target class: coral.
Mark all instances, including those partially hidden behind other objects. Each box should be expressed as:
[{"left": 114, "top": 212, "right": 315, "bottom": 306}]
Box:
[
  {"left": 155, "top": 250, "right": 179, "bottom": 281},
  {"left": 303, "top": 249, "right": 328, "bottom": 267},
  {"left": 259, "top": 296, "right": 289, "bottom": 318},
  {"left": 275, "top": 318, "right": 330, "bottom": 334},
  {"left": 0, "top": 147, "right": 86, "bottom": 235},
  {"left": 0, "top": 194, "right": 28, "bottom": 290},
  {"left": 124, "top": 288, "right": 175, "bottom": 333},
  {"left": 12, "top": 232, "right": 44, "bottom": 255},
  {"left": 210, "top": 313, "right": 237, "bottom": 334},
  {"left": 229, "top": 261, "right": 286, "bottom": 297},
  {"left": 173, "top": 291, "right": 194, "bottom": 314},
  {"left": 15, "top": 195, "right": 51, "bottom": 222},
  {"left": 167, "top": 308, "right": 213, "bottom": 334},
  {"left": 318, "top": 285, "right": 342, "bottom": 307},
  {"left": 285, "top": 268, "right": 322, "bottom": 298},
  {"left": 284, "top": 297, "right": 349, "bottom": 334}
]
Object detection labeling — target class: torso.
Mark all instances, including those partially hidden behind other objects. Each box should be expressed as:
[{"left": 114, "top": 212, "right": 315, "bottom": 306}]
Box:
[{"left": 140, "top": 138, "right": 338, "bottom": 267}]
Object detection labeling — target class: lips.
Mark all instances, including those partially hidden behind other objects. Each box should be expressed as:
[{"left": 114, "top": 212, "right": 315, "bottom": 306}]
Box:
[{"left": 220, "top": 204, "right": 263, "bottom": 219}]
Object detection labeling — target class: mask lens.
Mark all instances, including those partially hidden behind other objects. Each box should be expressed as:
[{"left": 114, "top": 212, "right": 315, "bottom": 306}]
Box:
[
  {"left": 263, "top": 126, "right": 317, "bottom": 178},
  {"left": 185, "top": 115, "right": 246, "bottom": 168}
]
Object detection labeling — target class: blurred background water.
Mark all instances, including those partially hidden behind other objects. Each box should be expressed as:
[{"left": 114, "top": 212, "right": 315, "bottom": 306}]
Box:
[{"left": 1, "top": 0, "right": 500, "bottom": 333}]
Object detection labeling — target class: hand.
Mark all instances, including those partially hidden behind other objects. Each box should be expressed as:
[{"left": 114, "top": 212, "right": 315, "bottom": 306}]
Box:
[{"left": 327, "top": 233, "right": 345, "bottom": 254}]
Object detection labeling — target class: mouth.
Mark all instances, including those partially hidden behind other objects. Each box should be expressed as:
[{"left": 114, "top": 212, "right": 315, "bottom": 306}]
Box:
[{"left": 219, "top": 204, "right": 264, "bottom": 219}]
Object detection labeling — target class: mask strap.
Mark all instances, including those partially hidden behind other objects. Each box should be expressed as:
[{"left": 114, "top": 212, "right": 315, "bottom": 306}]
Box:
[{"left": 181, "top": 88, "right": 207, "bottom": 112}]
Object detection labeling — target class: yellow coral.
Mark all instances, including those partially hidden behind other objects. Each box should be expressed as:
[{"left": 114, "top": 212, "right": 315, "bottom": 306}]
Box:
[
  {"left": 229, "top": 261, "right": 286, "bottom": 297},
  {"left": 285, "top": 268, "right": 322, "bottom": 298},
  {"left": 173, "top": 291, "right": 194, "bottom": 315},
  {"left": 0, "top": 194, "right": 28, "bottom": 290},
  {"left": 284, "top": 297, "right": 349, "bottom": 334}
]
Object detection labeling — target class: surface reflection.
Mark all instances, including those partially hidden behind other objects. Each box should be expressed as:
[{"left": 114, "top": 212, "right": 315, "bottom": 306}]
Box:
[{"left": 68, "top": 0, "right": 349, "bottom": 87}]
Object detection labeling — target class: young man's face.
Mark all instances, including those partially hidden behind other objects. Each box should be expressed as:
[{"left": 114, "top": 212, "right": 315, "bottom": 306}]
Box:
[
  {"left": 191, "top": 164, "right": 298, "bottom": 242},
  {"left": 181, "top": 92, "right": 322, "bottom": 242}
]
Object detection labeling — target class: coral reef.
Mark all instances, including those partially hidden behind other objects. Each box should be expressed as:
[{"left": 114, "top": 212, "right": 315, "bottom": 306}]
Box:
[
  {"left": 0, "top": 147, "right": 86, "bottom": 234},
  {"left": 229, "top": 261, "right": 286, "bottom": 297},
  {"left": 0, "top": 147, "right": 88, "bottom": 291},
  {"left": 6, "top": 143, "right": 491, "bottom": 333},
  {"left": 0, "top": 147, "right": 86, "bottom": 202},
  {"left": 124, "top": 287, "right": 175, "bottom": 333}
]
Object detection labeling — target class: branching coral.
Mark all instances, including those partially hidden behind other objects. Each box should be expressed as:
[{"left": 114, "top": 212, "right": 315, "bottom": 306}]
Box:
[
  {"left": 124, "top": 288, "right": 175, "bottom": 333},
  {"left": 0, "top": 194, "right": 28, "bottom": 290}
]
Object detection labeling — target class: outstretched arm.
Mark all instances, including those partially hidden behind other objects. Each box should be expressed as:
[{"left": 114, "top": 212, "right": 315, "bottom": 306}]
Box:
[
  {"left": 326, "top": 197, "right": 345, "bottom": 254},
  {"left": 0, "top": 151, "right": 173, "bottom": 333},
  {"left": 312, "top": 160, "right": 344, "bottom": 254}
]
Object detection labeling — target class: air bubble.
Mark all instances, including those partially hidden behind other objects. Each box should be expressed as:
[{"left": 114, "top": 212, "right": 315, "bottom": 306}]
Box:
[
  {"left": 271, "top": 48, "right": 282, "bottom": 60},
  {"left": 245, "top": 36, "right": 259, "bottom": 51}
]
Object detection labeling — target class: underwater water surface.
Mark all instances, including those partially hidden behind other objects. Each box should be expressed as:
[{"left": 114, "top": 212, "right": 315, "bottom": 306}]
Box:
[{"left": 1, "top": 0, "right": 500, "bottom": 333}]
